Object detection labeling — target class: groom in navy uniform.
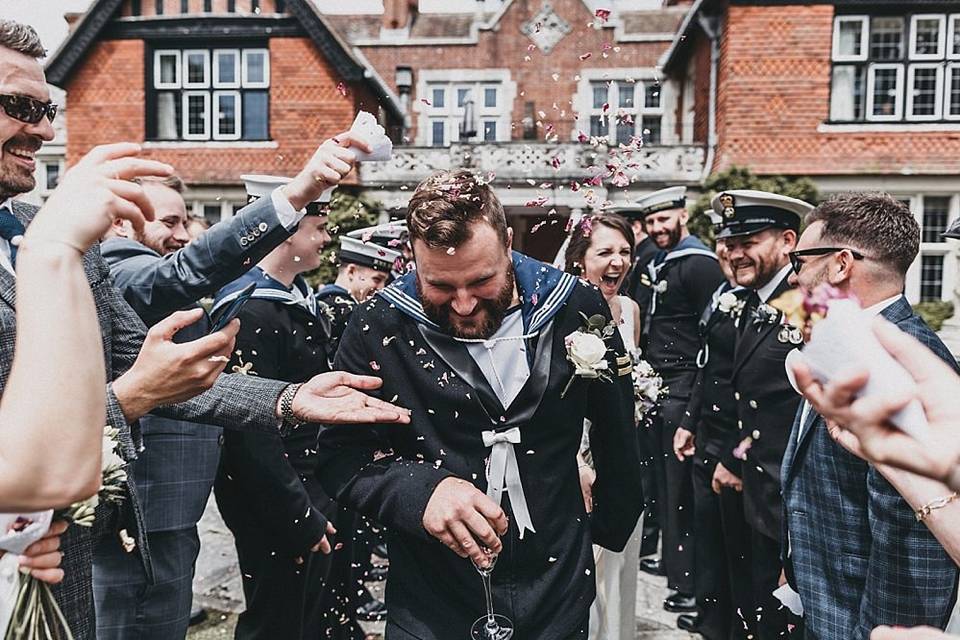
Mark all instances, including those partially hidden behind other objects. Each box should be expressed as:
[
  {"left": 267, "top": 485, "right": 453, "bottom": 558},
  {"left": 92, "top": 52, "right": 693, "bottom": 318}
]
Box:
[
  {"left": 317, "top": 169, "right": 645, "bottom": 639},
  {"left": 711, "top": 190, "right": 812, "bottom": 640}
]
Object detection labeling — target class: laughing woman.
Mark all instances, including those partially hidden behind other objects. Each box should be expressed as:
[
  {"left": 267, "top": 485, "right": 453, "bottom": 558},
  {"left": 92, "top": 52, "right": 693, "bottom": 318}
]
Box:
[{"left": 564, "top": 213, "right": 642, "bottom": 640}]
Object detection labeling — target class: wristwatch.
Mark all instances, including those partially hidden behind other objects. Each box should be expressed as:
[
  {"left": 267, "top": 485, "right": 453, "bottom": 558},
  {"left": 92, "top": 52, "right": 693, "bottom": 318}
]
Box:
[{"left": 279, "top": 383, "right": 303, "bottom": 426}]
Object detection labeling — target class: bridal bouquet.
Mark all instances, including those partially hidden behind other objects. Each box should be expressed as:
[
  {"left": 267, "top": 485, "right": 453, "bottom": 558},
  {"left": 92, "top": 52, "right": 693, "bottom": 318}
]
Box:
[
  {"left": 4, "top": 426, "right": 127, "bottom": 640},
  {"left": 632, "top": 353, "right": 665, "bottom": 425}
]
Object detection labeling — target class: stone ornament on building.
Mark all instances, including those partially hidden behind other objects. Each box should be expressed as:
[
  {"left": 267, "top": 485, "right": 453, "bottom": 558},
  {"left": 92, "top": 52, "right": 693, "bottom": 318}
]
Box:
[{"left": 520, "top": 2, "right": 572, "bottom": 54}]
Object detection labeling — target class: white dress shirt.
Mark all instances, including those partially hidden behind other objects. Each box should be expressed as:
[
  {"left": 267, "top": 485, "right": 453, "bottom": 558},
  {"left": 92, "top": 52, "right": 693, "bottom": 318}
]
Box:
[{"left": 464, "top": 308, "right": 531, "bottom": 409}]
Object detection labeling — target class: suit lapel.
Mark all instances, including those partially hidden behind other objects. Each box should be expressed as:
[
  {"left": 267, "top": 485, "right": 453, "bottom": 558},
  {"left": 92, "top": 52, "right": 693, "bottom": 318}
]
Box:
[
  {"left": 783, "top": 402, "right": 819, "bottom": 484},
  {"left": 418, "top": 324, "right": 505, "bottom": 421},
  {"left": 732, "top": 277, "right": 793, "bottom": 378}
]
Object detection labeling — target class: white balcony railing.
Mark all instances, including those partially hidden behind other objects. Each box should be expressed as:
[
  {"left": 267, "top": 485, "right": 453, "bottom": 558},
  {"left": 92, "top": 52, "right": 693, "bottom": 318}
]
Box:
[{"left": 359, "top": 142, "right": 706, "bottom": 186}]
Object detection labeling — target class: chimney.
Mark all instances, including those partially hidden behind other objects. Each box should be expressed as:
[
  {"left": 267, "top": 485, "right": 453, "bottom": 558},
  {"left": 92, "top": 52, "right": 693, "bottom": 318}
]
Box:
[
  {"left": 382, "top": 0, "right": 417, "bottom": 31},
  {"left": 64, "top": 12, "right": 84, "bottom": 35}
]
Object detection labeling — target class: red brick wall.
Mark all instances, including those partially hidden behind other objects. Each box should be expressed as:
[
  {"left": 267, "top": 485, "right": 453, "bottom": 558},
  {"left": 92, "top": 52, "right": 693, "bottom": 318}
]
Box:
[
  {"left": 359, "top": 0, "right": 670, "bottom": 143},
  {"left": 714, "top": 3, "right": 960, "bottom": 175},
  {"left": 691, "top": 32, "right": 711, "bottom": 145},
  {"left": 65, "top": 38, "right": 370, "bottom": 185}
]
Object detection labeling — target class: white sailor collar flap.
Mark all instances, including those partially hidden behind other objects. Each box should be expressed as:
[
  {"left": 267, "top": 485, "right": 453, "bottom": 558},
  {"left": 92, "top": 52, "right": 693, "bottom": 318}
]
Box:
[{"left": 212, "top": 267, "right": 319, "bottom": 318}]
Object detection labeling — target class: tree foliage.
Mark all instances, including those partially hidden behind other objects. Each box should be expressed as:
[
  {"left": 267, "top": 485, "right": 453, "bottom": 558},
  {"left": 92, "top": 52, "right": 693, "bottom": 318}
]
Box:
[
  {"left": 304, "top": 189, "right": 384, "bottom": 288},
  {"left": 687, "top": 166, "right": 820, "bottom": 246}
]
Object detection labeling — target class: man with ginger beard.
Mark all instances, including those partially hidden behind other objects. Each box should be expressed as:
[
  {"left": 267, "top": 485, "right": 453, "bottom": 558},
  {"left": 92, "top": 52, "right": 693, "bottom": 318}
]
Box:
[
  {"left": 638, "top": 186, "right": 724, "bottom": 613},
  {"left": 710, "top": 190, "right": 811, "bottom": 640},
  {"left": 316, "top": 169, "right": 645, "bottom": 639}
]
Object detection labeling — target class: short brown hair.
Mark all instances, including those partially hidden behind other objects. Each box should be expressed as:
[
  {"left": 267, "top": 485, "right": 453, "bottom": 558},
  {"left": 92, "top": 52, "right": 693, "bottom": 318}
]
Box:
[
  {"left": 406, "top": 169, "right": 509, "bottom": 249},
  {"left": 564, "top": 213, "right": 635, "bottom": 275},
  {"left": 134, "top": 174, "right": 185, "bottom": 194},
  {"left": 0, "top": 20, "right": 45, "bottom": 58},
  {"left": 806, "top": 193, "right": 919, "bottom": 276}
]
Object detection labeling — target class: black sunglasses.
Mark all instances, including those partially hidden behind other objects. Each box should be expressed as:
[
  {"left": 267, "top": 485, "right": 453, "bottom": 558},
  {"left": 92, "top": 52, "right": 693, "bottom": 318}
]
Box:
[
  {"left": 789, "top": 247, "right": 865, "bottom": 274},
  {"left": 0, "top": 94, "right": 58, "bottom": 125}
]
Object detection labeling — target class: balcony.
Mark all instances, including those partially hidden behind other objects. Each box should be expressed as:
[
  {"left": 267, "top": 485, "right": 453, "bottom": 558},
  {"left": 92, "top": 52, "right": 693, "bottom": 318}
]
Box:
[{"left": 358, "top": 142, "right": 707, "bottom": 186}]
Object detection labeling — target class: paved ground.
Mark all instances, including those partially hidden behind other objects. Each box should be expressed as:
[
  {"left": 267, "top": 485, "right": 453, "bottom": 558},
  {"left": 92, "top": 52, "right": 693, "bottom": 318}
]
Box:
[{"left": 188, "top": 498, "right": 695, "bottom": 639}]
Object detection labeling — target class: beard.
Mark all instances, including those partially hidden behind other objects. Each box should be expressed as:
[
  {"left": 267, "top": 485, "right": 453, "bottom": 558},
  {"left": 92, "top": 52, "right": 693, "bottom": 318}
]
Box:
[
  {"left": 0, "top": 134, "right": 42, "bottom": 198},
  {"left": 418, "top": 266, "right": 516, "bottom": 339},
  {"left": 652, "top": 222, "right": 683, "bottom": 250}
]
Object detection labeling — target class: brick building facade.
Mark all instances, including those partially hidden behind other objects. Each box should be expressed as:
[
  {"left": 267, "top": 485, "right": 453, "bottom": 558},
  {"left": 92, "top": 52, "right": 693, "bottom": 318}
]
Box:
[
  {"left": 46, "top": 0, "right": 403, "bottom": 223},
  {"left": 664, "top": 0, "right": 960, "bottom": 308}
]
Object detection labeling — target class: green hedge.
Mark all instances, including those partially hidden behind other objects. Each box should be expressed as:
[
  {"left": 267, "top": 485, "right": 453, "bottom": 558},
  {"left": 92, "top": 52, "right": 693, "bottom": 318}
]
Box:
[{"left": 913, "top": 301, "right": 955, "bottom": 331}]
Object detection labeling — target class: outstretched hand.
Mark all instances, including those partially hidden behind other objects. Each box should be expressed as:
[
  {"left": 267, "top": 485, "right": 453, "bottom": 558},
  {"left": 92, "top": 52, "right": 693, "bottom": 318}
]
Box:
[{"left": 291, "top": 371, "right": 411, "bottom": 425}]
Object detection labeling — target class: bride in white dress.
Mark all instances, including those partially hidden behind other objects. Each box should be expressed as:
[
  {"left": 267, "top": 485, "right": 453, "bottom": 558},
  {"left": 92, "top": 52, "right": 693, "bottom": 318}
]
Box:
[{"left": 563, "top": 213, "right": 644, "bottom": 640}]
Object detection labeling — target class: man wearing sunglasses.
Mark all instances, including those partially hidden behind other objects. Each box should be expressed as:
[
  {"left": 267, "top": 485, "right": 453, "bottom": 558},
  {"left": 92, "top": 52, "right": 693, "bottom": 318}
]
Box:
[
  {"left": 780, "top": 193, "right": 958, "bottom": 640},
  {"left": 707, "top": 189, "right": 812, "bottom": 640}
]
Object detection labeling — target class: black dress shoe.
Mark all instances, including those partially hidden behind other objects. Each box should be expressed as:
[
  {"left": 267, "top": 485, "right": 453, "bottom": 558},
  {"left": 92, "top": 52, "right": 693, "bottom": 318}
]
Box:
[
  {"left": 677, "top": 613, "right": 702, "bottom": 632},
  {"left": 371, "top": 543, "right": 389, "bottom": 560},
  {"left": 365, "top": 564, "right": 389, "bottom": 582},
  {"left": 663, "top": 591, "right": 697, "bottom": 613},
  {"left": 639, "top": 557, "right": 665, "bottom": 576},
  {"left": 356, "top": 598, "right": 388, "bottom": 622},
  {"left": 188, "top": 607, "right": 207, "bottom": 627}
]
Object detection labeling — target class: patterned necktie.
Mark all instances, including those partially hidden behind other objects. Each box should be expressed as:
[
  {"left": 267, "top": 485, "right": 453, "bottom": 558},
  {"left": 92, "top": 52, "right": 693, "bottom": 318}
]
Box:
[
  {"left": 0, "top": 206, "right": 25, "bottom": 270},
  {"left": 739, "top": 290, "right": 761, "bottom": 334}
]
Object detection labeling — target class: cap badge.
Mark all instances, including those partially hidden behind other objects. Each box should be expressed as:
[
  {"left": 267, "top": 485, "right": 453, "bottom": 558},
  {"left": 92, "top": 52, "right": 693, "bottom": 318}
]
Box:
[{"left": 719, "top": 193, "right": 736, "bottom": 219}]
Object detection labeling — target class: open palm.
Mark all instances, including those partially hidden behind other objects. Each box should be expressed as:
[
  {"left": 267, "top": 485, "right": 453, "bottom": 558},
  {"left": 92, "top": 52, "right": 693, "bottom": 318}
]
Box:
[{"left": 294, "top": 371, "right": 411, "bottom": 425}]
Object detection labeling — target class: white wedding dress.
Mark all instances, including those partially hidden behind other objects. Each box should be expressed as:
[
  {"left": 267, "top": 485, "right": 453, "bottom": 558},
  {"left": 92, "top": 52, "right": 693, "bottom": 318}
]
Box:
[{"left": 586, "top": 295, "right": 643, "bottom": 640}]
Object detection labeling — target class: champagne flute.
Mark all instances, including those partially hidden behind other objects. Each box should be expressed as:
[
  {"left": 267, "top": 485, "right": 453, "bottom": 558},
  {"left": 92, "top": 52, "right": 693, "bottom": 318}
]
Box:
[{"left": 469, "top": 547, "right": 514, "bottom": 640}]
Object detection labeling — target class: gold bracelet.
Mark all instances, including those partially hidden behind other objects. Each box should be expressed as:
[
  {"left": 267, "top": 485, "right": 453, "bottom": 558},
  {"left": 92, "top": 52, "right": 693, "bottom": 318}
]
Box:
[{"left": 915, "top": 492, "right": 958, "bottom": 522}]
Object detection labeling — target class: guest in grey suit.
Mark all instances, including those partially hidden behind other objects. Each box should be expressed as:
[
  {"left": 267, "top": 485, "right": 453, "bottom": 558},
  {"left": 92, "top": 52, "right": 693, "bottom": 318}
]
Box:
[
  {"left": 781, "top": 193, "right": 959, "bottom": 640},
  {"left": 94, "top": 173, "right": 304, "bottom": 639},
  {"left": 0, "top": 21, "right": 408, "bottom": 639}
]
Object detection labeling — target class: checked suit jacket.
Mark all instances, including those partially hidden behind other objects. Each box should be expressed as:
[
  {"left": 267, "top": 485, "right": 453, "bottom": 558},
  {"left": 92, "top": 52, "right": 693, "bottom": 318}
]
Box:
[
  {"left": 781, "top": 296, "right": 959, "bottom": 640},
  {"left": 2, "top": 200, "right": 289, "bottom": 640}
]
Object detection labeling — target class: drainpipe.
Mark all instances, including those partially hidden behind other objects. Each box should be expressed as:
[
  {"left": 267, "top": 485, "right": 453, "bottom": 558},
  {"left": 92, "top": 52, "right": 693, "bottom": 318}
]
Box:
[{"left": 698, "top": 13, "right": 721, "bottom": 181}]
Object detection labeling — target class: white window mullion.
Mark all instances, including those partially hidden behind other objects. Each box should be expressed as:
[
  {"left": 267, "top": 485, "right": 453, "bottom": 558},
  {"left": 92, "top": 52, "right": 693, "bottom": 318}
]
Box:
[
  {"left": 866, "top": 63, "right": 904, "bottom": 121},
  {"left": 154, "top": 50, "right": 181, "bottom": 89},
  {"left": 182, "top": 91, "right": 210, "bottom": 140},
  {"left": 910, "top": 14, "right": 946, "bottom": 60},
  {"left": 907, "top": 63, "right": 944, "bottom": 120},
  {"left": 213, "top": 90, "right": 242, "bottom": 140},
  {"left": 833, "top": 15, "right": 869, "bottom": 62}
]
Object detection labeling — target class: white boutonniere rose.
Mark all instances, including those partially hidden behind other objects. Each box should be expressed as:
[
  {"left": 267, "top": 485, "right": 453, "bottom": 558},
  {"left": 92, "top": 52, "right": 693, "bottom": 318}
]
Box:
[
  {"left": 565, "top": 332, "right": 608, "bottom": 377},
  {"left": 561, "top": 314, "right": 615, "bottom": 397}
]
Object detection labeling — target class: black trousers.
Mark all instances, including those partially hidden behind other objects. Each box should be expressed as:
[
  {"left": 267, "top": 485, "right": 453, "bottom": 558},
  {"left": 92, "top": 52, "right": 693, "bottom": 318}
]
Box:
[
  {"left": 717, "top": 484, "right": 754, "bottom": 640},
  {"left": 652, "top": 381, "right": 696, "bottom": 594},
  {"left": 746, "top": 528, "right": 791, "bottom": 640},
  {"left": 691, "top": 456, "right": 732, "bottom": 640}
]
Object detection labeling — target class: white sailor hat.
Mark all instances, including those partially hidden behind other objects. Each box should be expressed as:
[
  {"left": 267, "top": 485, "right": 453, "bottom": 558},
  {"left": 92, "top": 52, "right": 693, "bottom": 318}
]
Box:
[
  {"left": 944, "top": 216, "right": 960, "bottom": 240},
  {"left": 612, "top": 186, "right": 687, "bottom": 219},
  {"left": 241, "top": 174, "right": 336, "bottom": 215},
  {"left": 346, "top": 220, "right": 408, "bottom": 249},
  {"left": 338, "top": 235, "right": 402, "bottom": 273},
  {"left": 710, "top": 189, "right": 813, "bottom": 239}
]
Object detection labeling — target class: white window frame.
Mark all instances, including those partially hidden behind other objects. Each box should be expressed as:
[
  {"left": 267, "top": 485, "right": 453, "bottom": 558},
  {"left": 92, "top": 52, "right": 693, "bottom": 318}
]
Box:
[
  {"left": 866, "top": 63, "right": 904, "bottom": 121},
  {"left": 182, "top": 49, "right": 210, "bottom": 89},
  {"left": 213, "top": 49, "right": 241, "bottom": 88},
  {"left": 586, "top": 79, "right": 663, "bottom": 145},
  {"left": 241, "top": 49, "right": 270, "bottom": 88},
  {"left": 833, "top": 15, "right": 869, "bottom": 62},
  {"left": 427, "top": 85, "right": 447, "bottom": 111},
  {"left": 429, "top": 119, "right": 446, "bottom": 146},
  {"left": 153, "top": 50, "right": 181, "bottom": 89},
  {"left": 948, "top": 15, "right": 960, "bottom": 60},
  {"left": 945, "top": 63, "right": 960, "bottom": 119},
  {"left": 181, "top": 91, "right": 211, "bottom": 141},
  {"left": 212, "top": 91, "right": 242, "bottom": 141},
  {"left": 907, "top": 63, "right": 944, "bottom": 120},
  {"left": 910, "top": 14, "right": 946, "bottom": 60},
  {"left": 481, "top": 84, "right": 499, "bottom": 111}
]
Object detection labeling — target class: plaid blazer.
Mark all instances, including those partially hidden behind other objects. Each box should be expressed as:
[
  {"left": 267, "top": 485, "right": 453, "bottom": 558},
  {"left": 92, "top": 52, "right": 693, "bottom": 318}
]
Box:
[
  {"left": 3, "top": 201, "right": 288, "bottom": 640},
  {"left": 781, "top": 296, "right": 959, "bottom": 640}
]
